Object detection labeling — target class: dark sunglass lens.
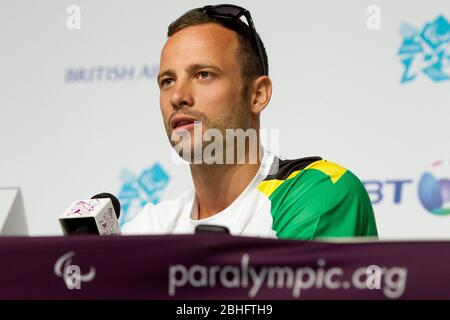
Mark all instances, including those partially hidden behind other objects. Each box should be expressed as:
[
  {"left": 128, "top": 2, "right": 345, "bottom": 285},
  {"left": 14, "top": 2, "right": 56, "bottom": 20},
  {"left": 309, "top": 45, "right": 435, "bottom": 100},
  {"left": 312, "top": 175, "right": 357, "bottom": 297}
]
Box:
[{"left": 208, "top": 5, "right": 244, "bottom": 18}]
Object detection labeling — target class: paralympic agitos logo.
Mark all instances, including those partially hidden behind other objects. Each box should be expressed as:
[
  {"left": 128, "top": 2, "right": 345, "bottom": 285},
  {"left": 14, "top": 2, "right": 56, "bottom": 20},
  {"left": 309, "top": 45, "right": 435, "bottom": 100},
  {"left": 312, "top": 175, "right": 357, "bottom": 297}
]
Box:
[
  {"left": 54, "top": 251, "right": 96, "bottom": 290},
  {"left": 363, "top": 160, "right": 450, "bottom": 215}
]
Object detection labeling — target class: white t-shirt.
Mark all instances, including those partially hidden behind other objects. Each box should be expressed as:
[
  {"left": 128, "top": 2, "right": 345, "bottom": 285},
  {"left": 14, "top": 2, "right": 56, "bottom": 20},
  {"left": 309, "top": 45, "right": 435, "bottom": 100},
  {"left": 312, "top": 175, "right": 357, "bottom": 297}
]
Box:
[{"left": 121, "top": 148, "right": 279, "bottom": 238}]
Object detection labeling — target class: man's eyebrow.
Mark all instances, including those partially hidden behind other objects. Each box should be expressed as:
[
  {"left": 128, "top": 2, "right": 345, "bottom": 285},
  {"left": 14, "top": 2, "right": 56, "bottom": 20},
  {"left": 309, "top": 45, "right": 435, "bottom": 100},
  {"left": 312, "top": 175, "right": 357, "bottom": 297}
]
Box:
[
  {"left": 186, "top": 64, "right": 223, "bottom": 74},
  {"left": 157, "top": 64, "right": 224, "bottom": 84},
  {"left": 157, "top": 70, "right": 176, "bottom": 84}
]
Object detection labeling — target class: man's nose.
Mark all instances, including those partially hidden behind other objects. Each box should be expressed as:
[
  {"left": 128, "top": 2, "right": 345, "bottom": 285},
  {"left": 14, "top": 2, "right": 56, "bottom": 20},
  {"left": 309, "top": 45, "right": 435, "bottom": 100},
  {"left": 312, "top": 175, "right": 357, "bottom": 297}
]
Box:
[{"left": 170, "top": 81, "right": 194, "bottom": 110}]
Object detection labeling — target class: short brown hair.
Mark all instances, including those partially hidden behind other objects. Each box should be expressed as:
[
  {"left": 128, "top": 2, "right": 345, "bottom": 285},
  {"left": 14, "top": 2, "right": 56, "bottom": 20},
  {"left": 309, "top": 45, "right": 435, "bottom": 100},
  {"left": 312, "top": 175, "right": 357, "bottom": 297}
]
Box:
[{"left": 167, "top": 8, "right": 269, "bottom": 81}]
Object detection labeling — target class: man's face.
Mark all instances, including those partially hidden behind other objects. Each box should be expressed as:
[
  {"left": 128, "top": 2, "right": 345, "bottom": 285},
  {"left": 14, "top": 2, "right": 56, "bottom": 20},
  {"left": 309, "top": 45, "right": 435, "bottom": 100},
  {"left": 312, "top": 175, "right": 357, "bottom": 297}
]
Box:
[{"left": 158, "top": 23, "right": 252, "bottom": 161}]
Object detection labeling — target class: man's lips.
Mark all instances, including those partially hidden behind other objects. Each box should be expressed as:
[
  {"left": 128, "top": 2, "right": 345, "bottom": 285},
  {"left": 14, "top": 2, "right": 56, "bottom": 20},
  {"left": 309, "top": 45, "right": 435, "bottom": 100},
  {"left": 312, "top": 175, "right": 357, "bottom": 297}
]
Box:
[{"left": 170, "top": 115, "right": 199, "bottom": 130}]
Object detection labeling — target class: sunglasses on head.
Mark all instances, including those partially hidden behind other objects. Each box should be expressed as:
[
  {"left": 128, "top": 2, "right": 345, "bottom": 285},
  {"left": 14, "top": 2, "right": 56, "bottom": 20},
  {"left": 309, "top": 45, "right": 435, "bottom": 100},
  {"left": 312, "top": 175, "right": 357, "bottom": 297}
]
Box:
[{"left": 196, "top": 4, "right": 268, "bottom": 76}]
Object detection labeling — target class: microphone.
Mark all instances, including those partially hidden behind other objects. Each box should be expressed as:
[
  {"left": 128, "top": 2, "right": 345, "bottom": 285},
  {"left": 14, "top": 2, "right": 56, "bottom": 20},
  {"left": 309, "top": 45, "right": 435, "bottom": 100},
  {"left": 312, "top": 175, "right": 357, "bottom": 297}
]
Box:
[
  {"left": 59, "top": 193, "right": 121, "bottom": 235},
  {"left": 195, "top": 224, "right": 230, "bottom": 234}
]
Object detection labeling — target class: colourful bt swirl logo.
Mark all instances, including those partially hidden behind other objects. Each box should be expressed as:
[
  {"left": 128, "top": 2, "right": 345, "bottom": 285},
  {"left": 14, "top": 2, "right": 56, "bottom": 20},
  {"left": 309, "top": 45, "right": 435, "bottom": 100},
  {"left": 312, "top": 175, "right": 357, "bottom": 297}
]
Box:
[{"left": 418, "top": 160, "right": 450, "bottom": 215}]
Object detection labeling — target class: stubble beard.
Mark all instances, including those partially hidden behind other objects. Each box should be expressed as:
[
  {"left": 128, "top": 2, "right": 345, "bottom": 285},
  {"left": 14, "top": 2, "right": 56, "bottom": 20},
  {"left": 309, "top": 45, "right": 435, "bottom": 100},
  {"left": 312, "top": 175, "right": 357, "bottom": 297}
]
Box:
[{"left": 166, "top": 97, "right": 253, "bottom": 165}]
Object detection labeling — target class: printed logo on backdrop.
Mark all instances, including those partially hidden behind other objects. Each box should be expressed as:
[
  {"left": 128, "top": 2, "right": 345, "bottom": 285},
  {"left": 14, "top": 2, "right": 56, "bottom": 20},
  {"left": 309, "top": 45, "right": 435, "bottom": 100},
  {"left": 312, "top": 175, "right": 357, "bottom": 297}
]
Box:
[
  {"left": 54, "top": 251, "right": 96, "bottom": 290},
  {"left": 363, "top": 159, "right": 450, "bottom": 216},
  {"left": 398, "top": 15, "right": 450, "bottom": 84},
  {"left": 118, "top": 163, "right": 170, "bottom": 226},
  {"left": 64, "top": 64, "right": 159, "bottom": 83},
  {"left": 418, "top": 160, "right": 450, "bottom": 215}
]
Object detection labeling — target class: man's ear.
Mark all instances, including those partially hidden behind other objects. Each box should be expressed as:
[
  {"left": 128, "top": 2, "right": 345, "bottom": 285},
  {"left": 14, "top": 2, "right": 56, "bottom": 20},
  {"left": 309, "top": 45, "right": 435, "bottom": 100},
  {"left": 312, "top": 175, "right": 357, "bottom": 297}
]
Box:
[{"left": 250, "top": 76, "right": 272, "bottom": 115}]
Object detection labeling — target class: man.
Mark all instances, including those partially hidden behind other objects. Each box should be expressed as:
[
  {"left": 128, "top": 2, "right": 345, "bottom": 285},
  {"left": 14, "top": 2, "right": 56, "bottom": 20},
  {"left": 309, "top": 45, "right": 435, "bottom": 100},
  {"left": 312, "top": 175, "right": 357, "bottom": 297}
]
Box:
[{"left": 122, "top": 4, "right": 378, "bottom": 239}]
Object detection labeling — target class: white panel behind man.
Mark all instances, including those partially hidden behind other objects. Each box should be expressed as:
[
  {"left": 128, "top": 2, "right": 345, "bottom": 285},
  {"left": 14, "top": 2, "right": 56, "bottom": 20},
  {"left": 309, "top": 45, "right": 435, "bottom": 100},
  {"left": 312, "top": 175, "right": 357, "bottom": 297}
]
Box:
[{"left": 0, "top": 187, "right": 29, "bottom": 235}]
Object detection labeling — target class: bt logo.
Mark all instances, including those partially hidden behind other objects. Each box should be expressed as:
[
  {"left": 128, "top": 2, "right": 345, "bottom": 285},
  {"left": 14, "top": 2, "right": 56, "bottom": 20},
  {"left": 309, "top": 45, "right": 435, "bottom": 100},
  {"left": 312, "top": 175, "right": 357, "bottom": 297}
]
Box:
[
  {"left": 418, "top": 160, "right": 450, "bottom": 215},
  {"left": 363, "top": 160, "right": 450, "bottom": 216},
  {"left": 363, "top": 179, "right": 413, "bottom": 205}
]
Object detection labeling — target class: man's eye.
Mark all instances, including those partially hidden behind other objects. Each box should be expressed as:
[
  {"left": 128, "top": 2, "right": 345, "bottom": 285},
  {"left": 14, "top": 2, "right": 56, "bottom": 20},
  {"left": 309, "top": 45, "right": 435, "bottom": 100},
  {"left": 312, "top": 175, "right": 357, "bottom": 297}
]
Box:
[
  {"left": 197, "top": 71, "right": 213, "bottom": 80},
  {"left": 160, "top": 79, "right": 173, "bottom": 87}
]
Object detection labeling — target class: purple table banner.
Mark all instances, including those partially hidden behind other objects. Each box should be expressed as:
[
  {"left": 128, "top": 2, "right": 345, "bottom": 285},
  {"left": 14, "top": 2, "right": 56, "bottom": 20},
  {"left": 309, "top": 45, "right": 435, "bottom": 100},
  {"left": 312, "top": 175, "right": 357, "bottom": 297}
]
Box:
[{"left": 0, "top": 234, "right": 449, "bottom": 300}]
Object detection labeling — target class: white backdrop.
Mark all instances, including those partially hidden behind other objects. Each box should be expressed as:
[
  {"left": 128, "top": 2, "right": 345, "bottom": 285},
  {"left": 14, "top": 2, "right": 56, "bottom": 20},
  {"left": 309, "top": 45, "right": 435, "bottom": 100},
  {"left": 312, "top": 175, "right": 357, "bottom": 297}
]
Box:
[{"left": 1, "top": 0, "right": 449, "bottom": 238}]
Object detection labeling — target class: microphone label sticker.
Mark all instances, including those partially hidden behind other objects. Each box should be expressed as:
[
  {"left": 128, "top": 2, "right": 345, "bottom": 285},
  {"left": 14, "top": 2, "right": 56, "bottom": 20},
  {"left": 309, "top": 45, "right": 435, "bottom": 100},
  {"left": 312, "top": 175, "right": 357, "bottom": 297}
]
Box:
[
  {"left": 54, "top": 251, "right": 96, "bottom": 290},
  {"left": 66, "top": 199, "right": 101, "bottom": 216},
  {"left": 98, "top": 208, "right": 120, "bottom": 235}
]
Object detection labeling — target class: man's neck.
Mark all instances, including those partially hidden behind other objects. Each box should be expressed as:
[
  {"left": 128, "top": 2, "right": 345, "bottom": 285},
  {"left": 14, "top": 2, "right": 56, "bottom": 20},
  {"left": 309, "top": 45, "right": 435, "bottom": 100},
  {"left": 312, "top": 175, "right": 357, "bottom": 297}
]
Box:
[{"left": 189, "top": 148, "right": 263, "bottom": 220}]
